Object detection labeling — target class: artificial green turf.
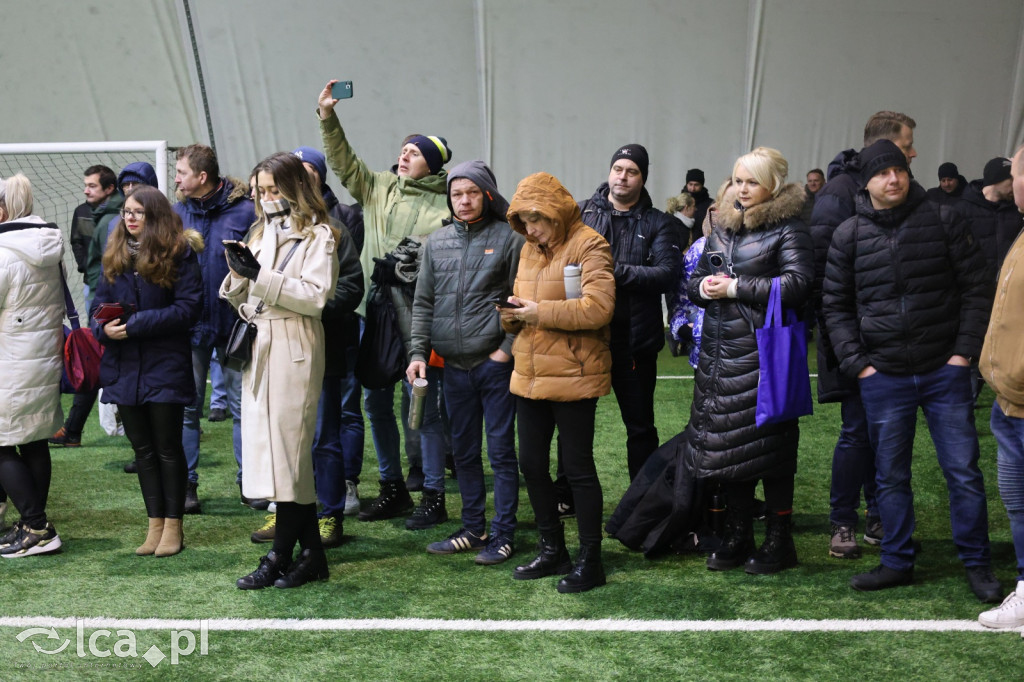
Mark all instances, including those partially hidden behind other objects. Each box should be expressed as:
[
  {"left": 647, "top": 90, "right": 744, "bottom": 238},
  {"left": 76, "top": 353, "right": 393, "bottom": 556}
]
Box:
[{"left": 0, "top": 344, "right": 1020, "bottom": 680}]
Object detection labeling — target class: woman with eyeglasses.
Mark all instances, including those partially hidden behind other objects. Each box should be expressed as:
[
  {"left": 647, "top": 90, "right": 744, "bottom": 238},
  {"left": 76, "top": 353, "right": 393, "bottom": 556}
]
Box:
[
  {"left": 92, "top": 185, "right": 203, "bottom": 557},
  {"left": 0, "top": 174, "right": 66, "bottom": 557}
]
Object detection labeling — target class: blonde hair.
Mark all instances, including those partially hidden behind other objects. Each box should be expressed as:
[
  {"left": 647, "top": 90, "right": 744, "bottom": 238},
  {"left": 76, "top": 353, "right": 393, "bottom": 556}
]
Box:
[
  {"left": 666, "top": 192, "right": 695, "bottom": 214},
  {"left": 733, "top": 147, "right": 788, "bottom": 197},
  {"left": 0, "top": 173, "right": 33, "bottom": 221}
]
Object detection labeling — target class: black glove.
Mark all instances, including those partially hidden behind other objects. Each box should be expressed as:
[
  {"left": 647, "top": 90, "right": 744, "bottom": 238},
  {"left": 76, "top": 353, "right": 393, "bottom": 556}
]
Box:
[{"left": 227, "top": 244, "right": 261, "bottom": 280}]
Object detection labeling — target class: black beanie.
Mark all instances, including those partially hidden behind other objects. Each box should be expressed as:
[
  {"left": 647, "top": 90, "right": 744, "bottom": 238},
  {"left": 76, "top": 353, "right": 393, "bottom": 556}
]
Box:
[
  {"left": 983, "top": 157, "right": 1012, "bottom": 187},
  {"left": 403, "top": 135, "right": 452, "bottom": 175},
  {"left": 858, "top": 140, "right": 909, "bottom": 183},
  {"left": 611, "top": 144, "right": 649, "bottom": 183},
  {"left": 686, "top": 168, "right": 705, "bottom": 185},
  {"left": 937, "top": 162, "right": 959, "bottom": 180}
]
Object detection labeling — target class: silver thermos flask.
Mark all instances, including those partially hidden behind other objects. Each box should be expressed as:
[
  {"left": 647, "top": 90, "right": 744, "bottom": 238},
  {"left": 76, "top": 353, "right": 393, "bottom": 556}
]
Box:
[
  {"left": 564, "top": 264, "right": 582, "bottom": 299},
  {"left": 408, "top": 378, "right": 429, "bottom": 430}
]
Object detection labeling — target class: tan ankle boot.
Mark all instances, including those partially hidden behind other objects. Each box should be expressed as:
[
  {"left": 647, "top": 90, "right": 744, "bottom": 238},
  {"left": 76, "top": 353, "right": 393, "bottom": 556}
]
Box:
[
  {"left": 154, "top": 518, "right": 183, "bottom": 557},
  {"left": 136, "top": 518, "right": 164, "bottom": 556}
]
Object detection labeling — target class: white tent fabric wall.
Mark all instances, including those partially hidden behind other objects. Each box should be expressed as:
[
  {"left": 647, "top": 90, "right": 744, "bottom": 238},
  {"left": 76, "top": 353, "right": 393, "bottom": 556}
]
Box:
[{"left": 3, "top": 0, "right": 1022, "bottom": 213}]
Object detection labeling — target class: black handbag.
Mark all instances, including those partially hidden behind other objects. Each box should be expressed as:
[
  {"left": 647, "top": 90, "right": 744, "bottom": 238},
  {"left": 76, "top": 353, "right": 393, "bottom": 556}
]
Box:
[{"left": 223, "top": 239, "right": 302, "bottom": 372}]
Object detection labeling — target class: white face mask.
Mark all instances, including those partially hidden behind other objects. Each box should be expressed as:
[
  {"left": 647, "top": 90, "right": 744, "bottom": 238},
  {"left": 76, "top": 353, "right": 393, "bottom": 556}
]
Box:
[
  {"left": 677, "top": 212, "right": 695, "bottom": 228},
  {"left": 260, "top": 198, "right": 290, "bottom": 218}
]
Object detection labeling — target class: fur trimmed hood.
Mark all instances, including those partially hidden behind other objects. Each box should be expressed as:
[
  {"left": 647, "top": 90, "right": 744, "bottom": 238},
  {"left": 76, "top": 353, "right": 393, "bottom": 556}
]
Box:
[
  {"left": 716, "top": 182, "right": 806, "bottom": 232},
  {"left": 183, "top": 228, "right": 205, "bottom": 254}
]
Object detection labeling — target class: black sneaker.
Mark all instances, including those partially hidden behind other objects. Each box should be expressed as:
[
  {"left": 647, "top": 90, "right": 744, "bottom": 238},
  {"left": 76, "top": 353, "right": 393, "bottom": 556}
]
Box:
[
  {"left": 850, "top": 564, "right": 913, "bottom": 591},
  {"left": 319, "top": 515, "right": 345, "bottom": 549},
  {"left": 123, "top": 460, "right": 138, "bottom": 474},
  {"left": 239, "top": 483, "right": 270, "bottom": 511},
  {"left": 208, "top": 407, "right": 227, "bottom": 422},
  {"left": 405, "top": 488, "right": 448, "bottom": 530},
  {"left": 475, "top": 534, "right": 515, "bottom": 565},
  {"left": 0, "top": 522, "right": 62, "bottom": 557},
  {"left": 184, "top": 481, "right": 201, "bottom": 515},
  {"left": 0, "top": 520, "right": 24, "bottom": 548},
  {"left": 966, "top": 566, "right": 1003, "bottom": 604},
  {"left": 426, "top": 527, "right": 488, "bottom": 555},
  {"left": 557, "top": 499, "right": 575, "bottom": 520}
]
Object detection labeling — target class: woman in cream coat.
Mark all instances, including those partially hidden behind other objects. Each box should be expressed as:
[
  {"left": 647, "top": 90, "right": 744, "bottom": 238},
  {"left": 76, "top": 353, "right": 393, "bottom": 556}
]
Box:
[{"left": 221, "top": 153, "right": 340, "bottom": 590}]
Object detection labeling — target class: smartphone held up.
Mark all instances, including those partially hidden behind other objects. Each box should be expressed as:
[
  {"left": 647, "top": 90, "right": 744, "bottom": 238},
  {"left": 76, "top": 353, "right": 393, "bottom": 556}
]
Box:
[{"left": 331, "top": 80, "right": 353, "bottom": 100}]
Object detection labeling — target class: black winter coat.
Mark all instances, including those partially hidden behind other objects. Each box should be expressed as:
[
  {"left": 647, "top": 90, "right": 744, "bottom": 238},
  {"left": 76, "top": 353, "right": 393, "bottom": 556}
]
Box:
[
  {"left": 808, "top": 149, "right": 861, "bottom": 402},
  {"left": 953, "top": 180, "right": 1024, "bottom": 276},
  {"left": 92, "top": 234, "right": 204, "bottom": 406},
  {"left": 925, "top": 175, "right": 967, "bottom": 205},
  {"left": 580, "top": 184, "right": 680, "bottom": 356},
  {"left": 683, "top": 183, "right": 813, "bottom": 481},
  {"left": 822, "top": 183, "right": 993, "bottom": 379}
]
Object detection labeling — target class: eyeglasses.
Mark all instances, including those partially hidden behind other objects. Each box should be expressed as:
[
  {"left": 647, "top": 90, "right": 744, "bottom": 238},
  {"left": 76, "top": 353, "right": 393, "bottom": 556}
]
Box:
[{"left": 119, "top": 209, "right": 145, "bottom": 220}]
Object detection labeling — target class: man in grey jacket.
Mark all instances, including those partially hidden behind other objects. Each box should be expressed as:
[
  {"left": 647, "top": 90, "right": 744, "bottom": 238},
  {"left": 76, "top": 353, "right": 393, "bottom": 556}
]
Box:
[{"left": 406, "top": 160, "right": 524, "bottom": 565}]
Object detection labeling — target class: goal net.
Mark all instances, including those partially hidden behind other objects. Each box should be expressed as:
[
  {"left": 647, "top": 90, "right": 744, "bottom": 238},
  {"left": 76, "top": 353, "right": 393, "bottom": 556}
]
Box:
[{"left": 0, "top": 141, "right": 171, "bottom": 315}]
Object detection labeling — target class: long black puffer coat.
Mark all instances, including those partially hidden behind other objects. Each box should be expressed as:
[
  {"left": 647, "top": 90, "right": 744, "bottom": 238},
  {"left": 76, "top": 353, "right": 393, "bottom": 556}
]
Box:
[{"left": 683, "top": 183, "right": 813, "bottom": 481}]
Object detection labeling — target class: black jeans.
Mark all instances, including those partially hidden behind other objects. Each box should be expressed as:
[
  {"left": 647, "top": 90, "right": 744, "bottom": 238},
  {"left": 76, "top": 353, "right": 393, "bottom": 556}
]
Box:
[
  {"left": 0, "top": 439, "right": 52, "bottom": 528},
  {"left": 723, "top": 475, "right": 795, "bottom": 516},
  {"left": 64, "top": 390, "right": 98, "bottom": 437},
  {"left": 516, "top": 397, "right": 603, "bottom": 545},
  {"left": 610, "top": 348, "right": 659, "bottom": 480},
  {"left": 119, "top": 403, "right": 187, "bottom": 519}
]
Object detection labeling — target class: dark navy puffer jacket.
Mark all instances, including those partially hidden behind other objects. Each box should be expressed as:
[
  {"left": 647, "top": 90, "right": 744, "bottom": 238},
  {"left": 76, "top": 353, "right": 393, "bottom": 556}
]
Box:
[
  {"left": 683, "top": 183, "right": 813, "bottom": 482},
  {"left": 953, "top": 180, "right": 1024, "bottom": 276},
  {"left": 580, "top": 184, "right": 680, "bottom": 357},
  {"left": 172, "top": 177, "right": 255, "bottom": 347},
  {"left": 92, "top": 232, "right": 204, "bottom": 406},
  {"left": 822, "top": 183, "right": 993, "bottom": 380}
]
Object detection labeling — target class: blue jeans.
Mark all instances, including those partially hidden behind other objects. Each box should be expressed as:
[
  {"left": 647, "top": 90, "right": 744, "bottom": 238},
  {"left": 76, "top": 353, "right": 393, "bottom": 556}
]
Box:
[
  {"left": 829, "top": 393, "right": 879, "bottom": 527},
  {"left": 989, "top": 402, "right": 1024, "bottom": 581},
  {"left": 183, "top": 343, "right": 242, "bottom": 484},
  {"left": 859, "top": 364, "right": 991, "bottom": 572},
  {"left": 444, "top": 359, "right": 519, "bottom": 536},
  {"left": 312, "top": 361, "right": 365, "bottom": 517},
  {"left": 209, "top": 348, "right": 227, "bottom": 411}
]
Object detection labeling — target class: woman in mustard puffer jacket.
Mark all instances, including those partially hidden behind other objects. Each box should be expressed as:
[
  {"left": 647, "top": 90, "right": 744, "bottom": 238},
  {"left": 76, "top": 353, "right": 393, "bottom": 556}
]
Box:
[{"left": 500, "top": 172, "right": 615, "bottom": 593}]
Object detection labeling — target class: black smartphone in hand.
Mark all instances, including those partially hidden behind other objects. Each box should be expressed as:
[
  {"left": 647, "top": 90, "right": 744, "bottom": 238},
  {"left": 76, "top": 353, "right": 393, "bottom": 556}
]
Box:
[{"left": 491, "top": 299, "right": 521, "bottom": 309}]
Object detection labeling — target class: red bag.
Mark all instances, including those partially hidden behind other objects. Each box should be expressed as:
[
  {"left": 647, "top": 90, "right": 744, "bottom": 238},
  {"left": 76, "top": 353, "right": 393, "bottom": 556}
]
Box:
[
  {"left": 59, "top": 269, "right": 104, "bottom": 394},
  {"left": 63, "top": 326, "right": 103, "bottom": 393}
]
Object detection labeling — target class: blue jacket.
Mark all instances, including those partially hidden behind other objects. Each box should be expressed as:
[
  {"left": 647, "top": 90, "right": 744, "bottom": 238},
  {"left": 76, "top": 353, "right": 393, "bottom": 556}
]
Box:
[
  {"left": 92, "top": 233, "right": 204, "bottom": 406},
  {"left": 172, "top": 177, "right": 255, "bottom": 346}
]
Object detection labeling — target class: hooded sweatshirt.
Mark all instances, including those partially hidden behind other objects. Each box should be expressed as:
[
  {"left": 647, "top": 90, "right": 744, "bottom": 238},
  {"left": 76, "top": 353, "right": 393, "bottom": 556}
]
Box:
[
  {"left": 409, "top": 160, "right": 524, "bottom": 370},
  {"left": 0, "top": 217, "right": 65, "bottom": 445},
  {"left": 501, "top": 172, "right": 615, "bottom": 401}
]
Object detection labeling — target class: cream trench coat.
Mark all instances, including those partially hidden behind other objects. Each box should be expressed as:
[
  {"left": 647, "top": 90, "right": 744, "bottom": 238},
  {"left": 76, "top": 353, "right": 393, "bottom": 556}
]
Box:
[{"left": 220, "top": 219, "right": 339, "bottom": 503}]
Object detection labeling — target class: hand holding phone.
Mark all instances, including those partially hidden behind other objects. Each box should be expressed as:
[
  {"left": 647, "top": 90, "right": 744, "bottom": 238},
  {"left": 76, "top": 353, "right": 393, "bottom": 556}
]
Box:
[
  {"left": 331, "top": 81, "right": 353, "bottom": 100},
  {"left": 491, "top": 299, "right": 522, "bottom": 309}
]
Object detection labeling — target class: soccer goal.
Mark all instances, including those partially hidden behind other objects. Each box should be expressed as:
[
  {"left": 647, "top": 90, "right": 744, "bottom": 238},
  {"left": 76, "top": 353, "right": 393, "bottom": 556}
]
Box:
[{"left": 0, "top": 141, "right": 171, "bottom": 314}]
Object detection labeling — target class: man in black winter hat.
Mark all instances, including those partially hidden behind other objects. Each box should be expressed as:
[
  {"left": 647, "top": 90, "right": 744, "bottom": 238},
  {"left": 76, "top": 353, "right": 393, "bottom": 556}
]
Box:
[
  {"left": 954, "top": 156, "right": 1023, "bottom": 276},
  {"left": 926, "top": 162, "right": 967, "bottom": 205},
  {"left": 579, "top": 145, "right": 681, "bottom": 480},
  {"left": 822, "top": 139, "right": 1000, "bottom": 602},
  {"left": 682, "top": 168, "right": 713, "bottom": 244}
]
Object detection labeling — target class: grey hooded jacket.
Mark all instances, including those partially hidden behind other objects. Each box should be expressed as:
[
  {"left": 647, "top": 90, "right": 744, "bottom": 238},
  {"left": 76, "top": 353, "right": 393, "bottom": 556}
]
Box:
[{"left": 408, "top": 160, "right": 525, "bottom": 370}]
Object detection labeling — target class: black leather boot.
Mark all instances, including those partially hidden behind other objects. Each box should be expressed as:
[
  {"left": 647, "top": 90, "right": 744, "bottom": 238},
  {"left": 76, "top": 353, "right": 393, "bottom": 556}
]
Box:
[
  {"left": 706, "top": 504, "right": 755, "bottom": 571},
  {"left": 274, "top": 548, "right": 329, "bottom": 588},
  {"left": 557, "top": 542, "right": 606, "bottom": 593},
  {"left": 357, "top": 479, "right": 414, "bottom": 522},
  {"left": 745, "top": 513, "right": 798, "bottom": 575},
  {"left": 236, "top": 550, "right": 291, "bottom": 590},
  {"left": 513, "top": 525, "right": 572, "bottom": 580},
  {"left": 405, "top": 487, "right": 448, "bottom": 530}
]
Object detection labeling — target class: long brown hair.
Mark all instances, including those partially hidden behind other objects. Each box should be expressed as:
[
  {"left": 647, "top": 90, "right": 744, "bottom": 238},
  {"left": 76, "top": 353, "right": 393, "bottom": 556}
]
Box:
[
  {"left": 250, "top": 152, "right": 336, "bottom": 243},
  {"left": 103, "top": 185, "right": 187, "bottom": 288}
]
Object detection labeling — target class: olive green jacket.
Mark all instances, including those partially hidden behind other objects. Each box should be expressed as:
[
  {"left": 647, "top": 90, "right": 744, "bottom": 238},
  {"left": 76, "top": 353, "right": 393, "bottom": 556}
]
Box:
[{"left": 320, "top": 112, "right": 449, "bottom": 316}]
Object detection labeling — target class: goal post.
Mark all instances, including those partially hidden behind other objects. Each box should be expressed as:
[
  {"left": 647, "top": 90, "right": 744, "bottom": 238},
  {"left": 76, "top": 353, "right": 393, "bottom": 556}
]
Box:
[{"left": 0, "top": 140, "right": 172, "bottom": 315}]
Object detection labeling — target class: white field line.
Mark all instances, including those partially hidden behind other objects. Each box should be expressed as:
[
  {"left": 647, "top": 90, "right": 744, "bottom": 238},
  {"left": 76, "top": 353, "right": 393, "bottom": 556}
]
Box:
[{"left": 0, "top": 616, "right": 1007, "bottom": 633}]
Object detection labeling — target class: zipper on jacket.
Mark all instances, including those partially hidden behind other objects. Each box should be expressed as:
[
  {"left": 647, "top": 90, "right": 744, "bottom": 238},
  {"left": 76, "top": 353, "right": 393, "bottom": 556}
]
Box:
[{"left": 888, "top": 229, "right": 914, "bottom": 370}]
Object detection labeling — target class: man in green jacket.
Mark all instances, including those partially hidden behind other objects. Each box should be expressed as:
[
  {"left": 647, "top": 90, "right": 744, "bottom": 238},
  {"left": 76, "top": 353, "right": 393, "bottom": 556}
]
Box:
[{"left": 317, "top": 80, "right": 453, "bottom": 523}]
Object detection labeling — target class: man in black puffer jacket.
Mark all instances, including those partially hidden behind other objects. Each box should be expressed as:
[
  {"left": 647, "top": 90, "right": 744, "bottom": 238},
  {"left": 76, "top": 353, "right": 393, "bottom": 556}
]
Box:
[
  {"left": 810, "top": 110, "right": 917, "bottom": 560},
  {"left": 580, "top": 144, "right": 681, "bottom": 479},
  {"left": 823, "top": 140, "right": 1000, "bottom": 602}
]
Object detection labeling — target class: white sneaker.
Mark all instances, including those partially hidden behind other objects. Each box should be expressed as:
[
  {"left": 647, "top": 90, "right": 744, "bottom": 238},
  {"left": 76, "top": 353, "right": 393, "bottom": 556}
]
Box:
[
  {"left": 978, "top": 581, "right": 1024, "bottom": 629},
  {"left": 343, "top": 481, "right": 360, "bottom": 516}
]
